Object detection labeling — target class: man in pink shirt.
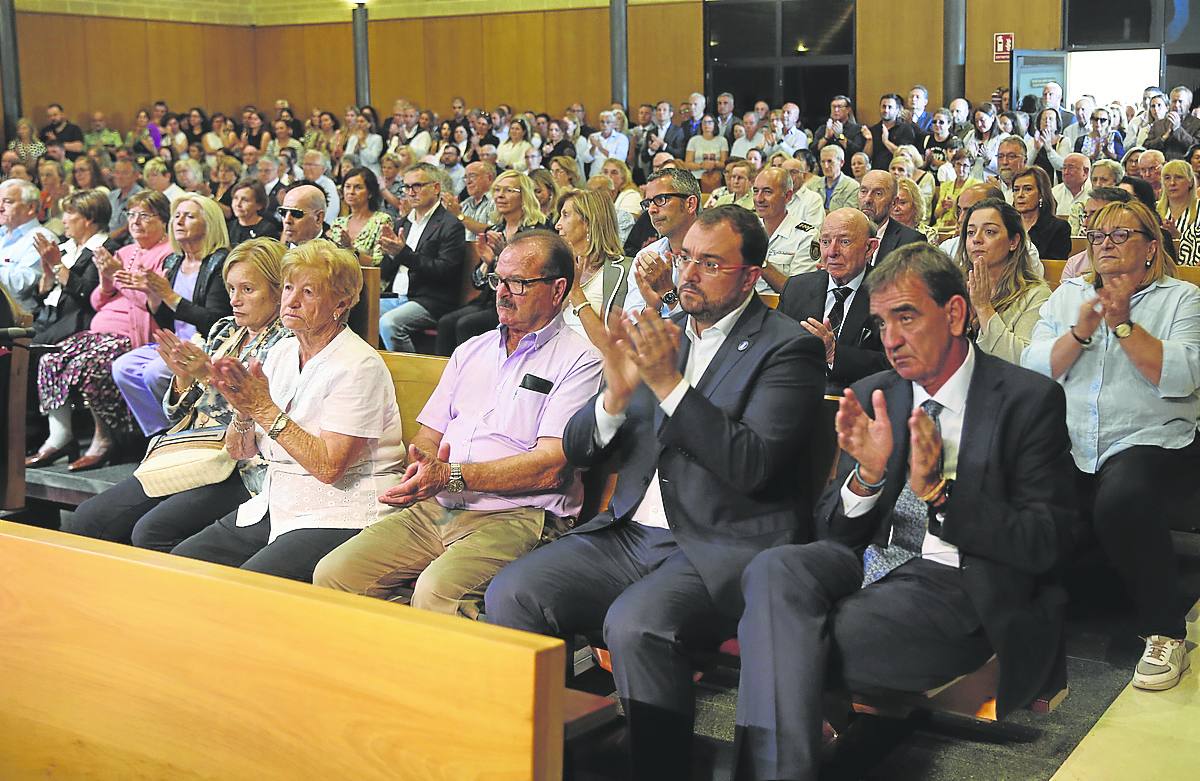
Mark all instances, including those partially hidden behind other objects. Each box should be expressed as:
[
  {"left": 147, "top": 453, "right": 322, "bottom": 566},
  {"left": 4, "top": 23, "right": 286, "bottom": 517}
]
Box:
[{"left": 315, "top": 231, "right": 602, "bottom": 617}]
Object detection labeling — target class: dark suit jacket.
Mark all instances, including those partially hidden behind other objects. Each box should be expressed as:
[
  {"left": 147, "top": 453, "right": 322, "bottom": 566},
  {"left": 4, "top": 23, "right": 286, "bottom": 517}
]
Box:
[
  {"left": 25, "top": 245, "right": 101, "bottom": 344},
  {"left": 874, "top": 220, "right": 927, "bottom": 266},
  {"left": 380, "top": 204, "right": 466, "bottom": 318},
  {"left": 779, "top": 270, "right": 889, "bottom": 393},
  {"left": 152, "top": 248, "right": 232, "bottom": 338},
  {"left": 817, "top": 349, "right": 1077, "bottom": 717},
  {"left": 563, "top": 298, "right": 826, "bottom": 618},
  {"left": 1028, "top": 215, "right": 1072, "bottom": 260},
  {"left": 641, "top": 124, "right": 686, "bottom": 162}
]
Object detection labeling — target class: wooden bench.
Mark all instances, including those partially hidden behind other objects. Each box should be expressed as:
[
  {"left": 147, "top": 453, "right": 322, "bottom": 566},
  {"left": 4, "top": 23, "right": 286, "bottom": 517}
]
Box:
[
  {"left": 0, "top": 520, "right": 595, "bottom": 779},
  {"left": 2, "top": 308, "right": 31, "bottom": 510},
  {"left": 347, "top": 265, "right": 382, "bottom": 348}
]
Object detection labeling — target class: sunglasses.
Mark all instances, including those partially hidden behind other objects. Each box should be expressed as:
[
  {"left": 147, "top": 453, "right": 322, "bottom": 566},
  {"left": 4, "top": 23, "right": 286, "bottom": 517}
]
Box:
[{"left": 276, "top": 207, "right": 309, "bottom": 220}]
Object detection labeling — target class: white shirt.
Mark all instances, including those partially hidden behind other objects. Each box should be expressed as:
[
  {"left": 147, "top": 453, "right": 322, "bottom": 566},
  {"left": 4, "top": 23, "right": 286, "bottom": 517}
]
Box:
[
  {"left": 1052, "top": 181, "right": 1090, "bottom": 226},
  {"left": 839, "top": 342, "right": 978, "bottom": 568},
  {"left": 782, "top": 126, "right": 809, "bottom": 151},
  {"left": 786, "top": 187, "right": 826, "bottom": 228},
  {"left": 44, "top": 231, "right": 108, "bottom": 308},
  {"left": 583, "top": 131, "right": 630, "bottom": 178},
  {"left": 731, "top": 132, "right": 764, "bottom": 159},
  {"left": 758, "top": 210, "right": 819, "bottom": 293},
  {"left": 235, "top": 329, "right": 406, "bottom": 540},
  {"left": 163, "top": 183, "right": 186, "bottom": 204},
  {"left": 823, "top": 267, "right": 866, "bottom": 325},
  {"left": 391, "top": 202, "right": 440, "bottom": 295},
  {"left": 593, "top": 292, "right": 756, "bottom": 528},
  {"left": 315, "top": 175, "right": 341, "bottom": 226}
]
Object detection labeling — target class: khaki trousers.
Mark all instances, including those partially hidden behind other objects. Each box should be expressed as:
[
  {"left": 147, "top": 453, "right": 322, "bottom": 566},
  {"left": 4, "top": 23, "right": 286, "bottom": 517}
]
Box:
[{"left": 313, "top": 498, "right": 549, "bottom": 618}]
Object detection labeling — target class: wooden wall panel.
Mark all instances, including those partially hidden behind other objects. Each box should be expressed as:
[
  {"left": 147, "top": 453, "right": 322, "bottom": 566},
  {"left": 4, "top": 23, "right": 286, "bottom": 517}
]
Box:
[
  {"left": 544, "top": 7, "right": 610, "bottom": 123},
  {"left": 253, "top": 26, "right": 307, "bottom": 115},
  {"left": 302, "top": 23, "right": 356, "bottom": 115},
  {"left": 146, "top": 22, "right": 207, "bottom": 114},
  {"left": 967, "top": 0, "right": 1062, "bottom": 106},
  {"left": 83, "top": 17, "right": 150, "bottom": 132},
  {"left": 202, "top": 24, "right": 256, "bottom": 118},
  {"left": 481, "top": 12, "right": 547, "bottom": 113},
  {"left": 371, "top": 19, "right": 429, "bottom": 113},
  {"left": 856, "top": 0, "right": 944, "bottom": 113},
  {"left": 629, "top": 2, "right": 704, "bottom": 113},
  {"left": 16, "top": 13, "right": 87, "bottom": 127},
  {"left": 422, "top": 15, "right": 485, "bottom": 116}
]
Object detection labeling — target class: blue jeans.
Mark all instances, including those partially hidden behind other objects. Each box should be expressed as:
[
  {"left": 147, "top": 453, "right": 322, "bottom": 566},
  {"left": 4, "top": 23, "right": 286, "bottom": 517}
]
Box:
[{"left": 380, "top": 298, "right": 435, "bottom": 353}]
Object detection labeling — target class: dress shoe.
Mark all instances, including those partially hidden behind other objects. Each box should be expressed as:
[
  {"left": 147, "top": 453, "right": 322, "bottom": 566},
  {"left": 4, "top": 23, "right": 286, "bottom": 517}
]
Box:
[
  {"left": 25, "top": 441, "right": 80, "bottom": 468},
  {"left": 68, "top": 448, "right": 113, "bottom": 472}
]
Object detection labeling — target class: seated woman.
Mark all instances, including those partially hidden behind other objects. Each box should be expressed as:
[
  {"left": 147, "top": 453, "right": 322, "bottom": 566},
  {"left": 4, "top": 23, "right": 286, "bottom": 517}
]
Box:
[
  {"left": 25, "top": 190, "right": 110, "bottom": 344},
  {"left": 327, "top": 166, "right": 391, "bottom": 266},
  {"left": 554, "top": 189, "right": 641, "bottom": 348},
  {"left": 210, "top": 154, "right": 244, "bottom": 220},
  {"left": 496, "top": 117, "right": 535, "bottom": 172},
  {"left": 227, "top": 179, "right": 281, "bottom": 245},
  {"left": 1012, "top": 166, "right": 1072, "bottom": 258},
  {"left": 62, "top": 238, "right": 288, "bottom": 550},
  {"left": 602, "top": 158, "right": 643, "bottom": 217},
  {"left": 1023, "top": 200, "right": 1200, "bottom": 692},
  {"left": 71, "top": 157, "right": 109, "bottom": 194},
  {"left": 542, "top": 119, "right": 576, "bottom": 161},
  {"left": 112, "top": 194, "right": 232, "bottom": 442},
  {"left": 26, "top": 191, "right": 173, "bottom": 471},
  {"left": 143, "top": 158, "right": 185, "bottom": 204},
  {"left": 172, "top": 239, "right": 405, "bottom": 581},
  {"left": 890, "top": 176, "right": 939, "bottom": 242},
  {"left": 932, "top": 149, "right": 980, "bottom": 232},
  {"left": 529, "top": 168, "right": 561, "bottom": 224},
  {"left": 957, "top": 197, "right": 1051, "bottom": 364},
  {"left": 684, "top": 114, "right": 729, "bottom": 193},
  {"left": 1156, "top": 159, "right": 1200, "bottom": 266},
  {"left": 549, "top": 155, "right": 584, "bottom": 192}
]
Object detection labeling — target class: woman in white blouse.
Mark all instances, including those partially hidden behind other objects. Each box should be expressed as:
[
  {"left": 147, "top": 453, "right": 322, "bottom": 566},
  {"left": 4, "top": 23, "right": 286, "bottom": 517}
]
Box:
[
  {"left": 172, "top": 239, "right": 406, "bottom": 581},
  {"left": 343, "top": 110, "right": 384, "bottom": 182},
  {"left": 496, "top": 117, "right": 535, "bottom": 172}
]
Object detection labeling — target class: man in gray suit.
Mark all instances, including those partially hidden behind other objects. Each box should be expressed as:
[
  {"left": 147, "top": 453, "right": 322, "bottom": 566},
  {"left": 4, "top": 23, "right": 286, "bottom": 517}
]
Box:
[
  {"left": 734, "top": 243, "right": 1077, "bottom": 780},
  {"left": 487, "top": 205, "right": 826, "bottom": 781}
]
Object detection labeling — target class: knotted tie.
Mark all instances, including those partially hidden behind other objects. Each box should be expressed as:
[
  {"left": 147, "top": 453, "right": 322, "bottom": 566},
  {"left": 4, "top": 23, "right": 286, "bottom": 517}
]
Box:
[
  {"left": 861, "top": 399, "right": 944, "bottom": 586},
  {"left": 827, "top": 286, "right": 851, "bottom": 336}
]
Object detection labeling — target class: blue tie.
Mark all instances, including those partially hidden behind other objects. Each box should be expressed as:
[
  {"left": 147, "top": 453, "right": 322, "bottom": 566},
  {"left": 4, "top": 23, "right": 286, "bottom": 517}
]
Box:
[{"left": 861, "top": 399, "right": 944, "bottom": 586}]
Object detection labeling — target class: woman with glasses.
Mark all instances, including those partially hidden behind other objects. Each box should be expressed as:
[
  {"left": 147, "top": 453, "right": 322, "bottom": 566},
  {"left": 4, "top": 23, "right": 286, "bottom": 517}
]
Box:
[
  {"left": 1032, "top": 107, "right": 1073, "bottom": 181},
  {"left": 327, "top": 166, "right": 390, "bottom": 266},
  {"left": 1156, "top": 160, "right": 1200, "bottom": 265},
  {"left": 932, "top": 148, "right": 980, "bottom": 232},
  {"left": 954, "top": 197, "right": 1050, "bottom": 364},
  {"left": 1011, "top": 166, "right": 1072, "bottom": 259},
  {"left": 555, "top": 189, "right": 637, "bottom": 347},
  {"left": 549, "top": 155, "right": 584, "bottom": 191},
  {"left": 1076, "top": 107, "right": 1124, "bottom": 162},
  {"left": 26, "top": 191, "right": 173, "bottom": 471},
  {"left": 434, "top": 170, "right": 549, "bottom": 353},
  {"left": 1023, "top": 200, "right": 1200, "bottom": 693},
  {"left": 683, "top": 114, "right": 729, "bottom": 193}
]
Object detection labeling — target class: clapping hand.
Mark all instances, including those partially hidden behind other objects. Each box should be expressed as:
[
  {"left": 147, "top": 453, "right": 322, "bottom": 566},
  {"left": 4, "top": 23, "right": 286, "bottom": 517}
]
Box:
[
  {"left": 209, "top": 357, "right": 273, "bottom": 419},
  {"left": 907, "top": 406, "right": 943, "bottom": 497},
  {"left": 115, "top": 266, "right": 174, "bottom": 308},
  {"left": 836, "top": 388, "right": 892, "bottom": 489},
  {"left": 379, "top": 441, "right": 452, "bottom": 507},
  {"left": 92, "top": 245, "right": 122, "bottom": 282},
  {"left": 967, "top": 258, "right": 996, "bottom": 325},
  {"left": 156, "top": 328, "right": 213, "bottom": 385},
  {"left": 478, "top": 231, "right": 506, "bottom": 267},
  {"left": 800, "top": 318, "right": 837, "bottom": 364},
  {"left": 33, "top": 232, "right": 63, "bottom": 272},
  {"left": 378, "top": 222, "right": 406, "bottom": 255},
  {"left": 633, "top": 251, "right": 675, "bottom": 311},
  {"left": 609, "top": 306, "right": 682, "bottom": 402}
]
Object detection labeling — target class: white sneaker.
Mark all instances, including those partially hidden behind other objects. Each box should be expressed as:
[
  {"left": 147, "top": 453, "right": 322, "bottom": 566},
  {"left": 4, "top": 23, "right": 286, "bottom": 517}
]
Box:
[{"left": 1132, "top": 635, "right": 1190, "bottom": 691}]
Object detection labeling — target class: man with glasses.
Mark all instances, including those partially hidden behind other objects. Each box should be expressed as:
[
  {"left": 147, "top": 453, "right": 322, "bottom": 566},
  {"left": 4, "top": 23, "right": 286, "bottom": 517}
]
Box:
[
  {"left": 439, "top": 160, "right": 495, "bottom": 242},
  {"left": 754, "top": 166, "right": 818, "bottom": 293},
  {"left": 487, "top": 205, "right": 825, "bottom": 781},
  {"left": 276, "top": 183, "right": 326, "bottom": 246},
  {"left": 106, "top": 159, "right": 144, "bottom": 240},
  {"left": 1137, "top": 149, "right": 1166, "bottom": 199},
  {"left": 995, "top": 136, "right": 1029, "bottom": 201},
  {"left": 1053, "top": 153, "right": 1092, "bottom": 233},
  {"left": 300, "top": 150, "right": 340, "bottom": 226},
  {"left": 376, "top": 163, "right": 466, "bottom": 353},
  {"left": 631, "top": 168, "right": 702, "bottom": 312},
  {"left": 315, "top": 231, "right": 602, "bottom": 617},
  {"left": 1144, "top": 86, "right": 1200, "bottom": 161}
]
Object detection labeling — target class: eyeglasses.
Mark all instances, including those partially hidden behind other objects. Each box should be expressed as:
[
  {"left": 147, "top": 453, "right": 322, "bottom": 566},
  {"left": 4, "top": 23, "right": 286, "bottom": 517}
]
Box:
[
  {"left": 639, "top": 192, "right": 690, "bottom": 210},
  {"left": 485, "top": 273, "right": 561, "bottom": 295},
  {"left": 1085, "top": 228, "right": 1151, "bottom": 245},
  {"left": 276, "top": 207, "right": 309, "bottom": 220},
  {"left": 671, "top": 254, "right": 751, "bottom": 277},
  {"left": 492, "top": 186, "right": 523, "bottom": 196},
  {"left": 996, "top": 152, "right": 1024, "bottom": 161},
  {"left": 401, "top": 181, "right": 436, "bottom": 193},
  {"left": 1091, "top": 116, "right": 1110, "bottom": 123},
  {"left": 126, "top": 211, "right": 158, "bottom": 223}
]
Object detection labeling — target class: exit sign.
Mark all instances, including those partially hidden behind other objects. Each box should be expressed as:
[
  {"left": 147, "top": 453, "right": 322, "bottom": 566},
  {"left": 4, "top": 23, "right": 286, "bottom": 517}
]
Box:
[{"left": 994, "top": 32, "right": 1014, "bottom": 62}]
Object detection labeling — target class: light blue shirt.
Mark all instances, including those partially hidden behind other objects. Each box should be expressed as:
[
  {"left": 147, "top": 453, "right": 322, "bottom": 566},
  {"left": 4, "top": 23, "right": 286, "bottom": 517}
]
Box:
[
  {"left": 0, "top": 219, "right": 57, "bottom": 313},
  {"left": 1021, "top": 276, "right": 1200, "bottom": 473}
]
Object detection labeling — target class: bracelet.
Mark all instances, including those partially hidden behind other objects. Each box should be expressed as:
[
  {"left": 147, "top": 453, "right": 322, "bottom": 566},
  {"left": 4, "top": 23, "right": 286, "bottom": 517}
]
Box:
[
  {"left": 266, "top": 410, "right": 290, "bottom": 440},
  {"left": 852, "top": 463, "right": 886, "bottom": 491},
  {"left": 919, "top": 477, "right": 948, "bottom": 504},
  {"left": 1069, "top": 325, "right": 1092, "bottom": 346},
  {"left": 232, "top": 415, "right": 255, "bottom": 433}
]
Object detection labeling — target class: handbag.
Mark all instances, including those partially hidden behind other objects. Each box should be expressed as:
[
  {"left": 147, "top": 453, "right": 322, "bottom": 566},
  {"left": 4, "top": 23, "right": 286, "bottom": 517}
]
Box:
[{"left": 133, "top": 327, "right": 247, "bottom": 498}]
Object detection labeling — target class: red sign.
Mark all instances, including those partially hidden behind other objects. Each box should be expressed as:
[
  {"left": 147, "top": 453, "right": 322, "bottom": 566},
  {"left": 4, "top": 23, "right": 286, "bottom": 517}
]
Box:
[{"left": 994, "top": 32, "right": 1014, "bottom": 63}]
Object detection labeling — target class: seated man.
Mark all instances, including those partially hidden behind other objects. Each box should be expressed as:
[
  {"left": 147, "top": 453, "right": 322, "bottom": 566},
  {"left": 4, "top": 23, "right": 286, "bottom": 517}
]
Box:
[
  {"left": 734, "top": 244, "right": 1077, "bottom": 780},
  {"left": 377, "top": 162, "right": 466, "bottom": 352},
  {"left": 780, "top": 208, "right": 889, "bottom": 394},
  {"left": 487, "top": 205, "right": 826, "bottom": 780},
  {"left": 277, "top": 182, "right": 327, "bottom": 247},
  {"left": 0, "top": 179, "right": 57, "bottom": 314},
  {"left": 314, "top": 231, "right": 602, "bottom": 617}
]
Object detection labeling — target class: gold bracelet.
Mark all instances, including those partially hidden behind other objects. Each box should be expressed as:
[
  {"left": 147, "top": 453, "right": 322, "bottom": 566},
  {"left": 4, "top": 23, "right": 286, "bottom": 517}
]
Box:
[{"left": 918, "top": 477, "right": 948, "bottom": 504}]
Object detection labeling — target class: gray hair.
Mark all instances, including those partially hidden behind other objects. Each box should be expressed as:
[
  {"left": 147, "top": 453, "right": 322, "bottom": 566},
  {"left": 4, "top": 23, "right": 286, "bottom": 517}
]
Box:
[
  {"left": 646, "top": 168, "right": 702, "bottom": 212},
  {"left": 2, "top": 178, "right": 40, "bottom": 206},
  {"left": 1092, "top": 159, "right": 1124, "bottom": 181},
  {"left": 302, "top": 149, "right": 330, "bottom": 172}
]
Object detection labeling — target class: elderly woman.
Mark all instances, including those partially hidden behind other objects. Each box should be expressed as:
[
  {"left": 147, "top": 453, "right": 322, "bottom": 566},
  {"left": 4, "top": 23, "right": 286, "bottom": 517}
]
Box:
[
  {"left": 171, "top": 240, "right": 405, "bottom": 581},
  {"left": 849, "top": 151, "right": 871, "bottom": 182},
  {"left": 26, "top": 190, "right": 111, "bottom": 344},
  {"left": 328, "top": 166, "right": 391, "bottom": 266},
  {"left": 1156, "top": 159, "right": 1200, "bottom": 265},
  {"left": 554, "top": 189, "right": 640, "bottom": 348},
  {"left": 890, "top": 177, "right": 938, "bottom": 241},
  {"left": 112, "top": 194, "right": 232, "bottom": 440},
  {"left": 550, "top": 155, "right": 584, "bottom": 191},
  {"left": 1012, "top": 166, "right": 1072, "bottom": 258},
  {"left": 1031, "top": 107, "right": 1072, "bottom": 180},
  {"left": 378, "top": 152, "right": 408, "bottom": 219},
  {"left": 26, "top": 191, "right": 173, "bottom": 471},
  {"left": 955, "top": 197, "right": 1052, "bottom": 364},
  {"left": 174, "top": 159, "right": 208, "bottom": 196},
  {"left": 228, "top": 179, "right": 281, "bottom": 245},
  {"left": 1076, "top": 105, "right": 1124, "bottom": 162},
  {"left": 707, "top": 160, "right": 755, "bottom": 210},
  {"left": 496, "top": 117, "right": 535, "bottom": 172},
  {"left": 62, "top": 238, "right": 289, "bottom": 550},
  {"left": 1022, "top": 200, "right": 1200, "bottom": 692}
]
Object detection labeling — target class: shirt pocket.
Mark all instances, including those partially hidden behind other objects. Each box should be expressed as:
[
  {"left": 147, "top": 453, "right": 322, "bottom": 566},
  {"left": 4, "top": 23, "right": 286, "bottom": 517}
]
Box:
[{"left": 494, "top": 385, "right": 551, "bottom": 450}]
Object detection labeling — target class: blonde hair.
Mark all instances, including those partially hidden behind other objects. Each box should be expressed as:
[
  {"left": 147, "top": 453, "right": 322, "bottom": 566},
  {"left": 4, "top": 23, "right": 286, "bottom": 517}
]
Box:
[
  {"left": 281, "top": 238, "right": 362, "bottom": 324},
  {"left": 223, "top": 237, "right": 285, "bottom": 299},
  {"left": 600, "top": 158, "right": 638, "bottom": 193},
  {"left": 549, "top": 156, "right": 584, "bottom": 189},
  {"left": 168, "top": 194, "right": 231, "bottom": 258},
  {"left": 889, "top": 155, "right": 915, "bottom": 179},
  {"left": 491, "top": 170, "right": 545, "bottom": 227},
  {"left": 1086, "top": 201, "right": 1174, "bottom": 286},
  {"left": 894, "top": 177, "right": 925, "bottom": 225},
  {"left": 559, "top": 189, "right": 623, "bottom": 271},
  {"left": 529, "top": 168, "right": 561, "bottom": 222},
  {"left": 1155, "top": 159, "right": 1198, "bottom": 220}
]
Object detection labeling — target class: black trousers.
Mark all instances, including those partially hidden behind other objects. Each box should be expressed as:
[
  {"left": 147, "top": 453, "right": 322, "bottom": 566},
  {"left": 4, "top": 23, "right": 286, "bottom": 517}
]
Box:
[
  {"left": 735, "top": 541, "right": 991, "bottom": 781},
  {"left": 1074, "top": 438, "right": 1199, "bottom": 639},
  {"left": 172, "top": 510, "right": 359, "bottom": 582},
  {"left": 486, "top": 523, "right": 736, "bottom": 781},
  {"left": 64, "top": 470, "right": 250, "bottom": 552},
  {"left": 434, "top": 300, "right": 497, "bottom": 356}
]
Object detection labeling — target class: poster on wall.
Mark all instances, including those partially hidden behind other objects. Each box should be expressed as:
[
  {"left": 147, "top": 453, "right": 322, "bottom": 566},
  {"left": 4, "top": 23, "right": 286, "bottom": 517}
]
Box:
[{"left": 994, "top": 33, "right": 1015, "bottom": 63}]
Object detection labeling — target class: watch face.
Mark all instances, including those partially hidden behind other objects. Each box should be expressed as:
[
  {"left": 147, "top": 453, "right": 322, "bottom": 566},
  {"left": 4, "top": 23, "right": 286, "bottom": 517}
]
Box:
[
  {"left": 662, "top": 290, "right": 679, "bottom": 306},
  {"left": 1115, "top": 322, "right": 1133, "bottom": 338},
  {"left": 447, "top": 478, "right": 465, "bottom": 493}
]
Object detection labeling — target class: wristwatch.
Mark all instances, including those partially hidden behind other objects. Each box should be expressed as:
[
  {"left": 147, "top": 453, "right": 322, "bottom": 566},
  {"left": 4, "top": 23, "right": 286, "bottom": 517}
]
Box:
[
  {"left": 446, "top": 462, "right": 466, "bottom": 493},
  {"left": 661, "top": 288, "right": 680, "bottom": 308},
  {"left": 1114, "top": 321, "right": 1135, "bottom": 339}
]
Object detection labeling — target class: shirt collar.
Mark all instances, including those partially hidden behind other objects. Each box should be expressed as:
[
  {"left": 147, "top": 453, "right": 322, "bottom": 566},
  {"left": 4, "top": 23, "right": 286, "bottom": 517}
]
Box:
[
  {"left": 912, "top": 341, "right": 975, "bottom": 417},
  {"left": 0, "top": 219, "right": 37, "bottom": 244},
  {"left": 409, "top": 201, "right": 440, "bottom": 225},
  {"left": 499, "top": 311, "right": 567, "bottom": 352},
  {"left": 686, "top": 290, "right": 755, "bottom": 341},
  {"left": 827, "top": 267, "right": 866, "bottom": 292}
]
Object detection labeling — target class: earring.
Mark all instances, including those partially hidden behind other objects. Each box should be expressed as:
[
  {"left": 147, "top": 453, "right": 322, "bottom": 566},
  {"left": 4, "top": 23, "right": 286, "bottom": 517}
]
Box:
[
  {"left": 1146, "top": 259, "right": 1153, "bottom": 267},
  {"left": 332, "top": 310, "right": 340, "bottom": 322},
  {"left": 1038, "top": 198, "right": 1044, "bottom": 208}
]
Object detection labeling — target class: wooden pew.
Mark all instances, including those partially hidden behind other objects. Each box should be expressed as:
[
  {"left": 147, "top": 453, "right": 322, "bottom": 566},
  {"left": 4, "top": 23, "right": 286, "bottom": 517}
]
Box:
[
  {"left": 1070, "top": 235, "right": 1088, "bottom": 257},
  {"left": 379, "top": 351, "right": 449, "bottom": 443},
  {"left": 759, "top": 292, "right": 780, "bottom": 310},
  {"left": 348, "top": 265, "right": 381, "bottom": 348},
  {"left": 1, "top": 308, "right": 31, "bottom": 510},
  {"left": 0, "top": 520, "right": 569, "bottom": 780},
  {"left": 1043, "top": 259, "right": 1066, "bottom": 289}
]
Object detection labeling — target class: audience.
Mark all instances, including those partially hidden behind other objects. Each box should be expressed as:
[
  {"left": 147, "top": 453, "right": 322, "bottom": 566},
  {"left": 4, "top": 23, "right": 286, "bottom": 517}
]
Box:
[
  {"left": 26, "top": 189, "right": 110, "bottom": 343},
  {"left": 555, "top": 189, "right": 639, "bottom": 346}
]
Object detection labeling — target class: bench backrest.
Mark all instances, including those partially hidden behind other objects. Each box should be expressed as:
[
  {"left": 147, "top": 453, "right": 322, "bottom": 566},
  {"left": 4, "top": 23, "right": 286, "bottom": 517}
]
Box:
[
  {"left": 380, "top": 351, "right": 450, "bottom": 443},
  {"left": 0, "top": 521, "right": 565, "bottom": 780}
]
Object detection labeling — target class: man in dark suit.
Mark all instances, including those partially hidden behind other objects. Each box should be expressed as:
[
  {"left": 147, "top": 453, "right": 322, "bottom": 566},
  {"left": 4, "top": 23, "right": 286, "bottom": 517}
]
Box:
[
  {"left": 734, "top": 244, "right": 1077, "bottom": 781},
  {"left": 641, "top": 101, "right": 687, "bottom": 169},
  {"left": 858, "top": 170, "right": 926, "bottom": 266},
  {"left": 377, "top": 162, "right": 466, "bottom": 352},
  {"left": 487, "top": 205, "right": 826, "bottom": 781},
  {"left": 781, "top": 208, "right": 889, "bottom": 394}
]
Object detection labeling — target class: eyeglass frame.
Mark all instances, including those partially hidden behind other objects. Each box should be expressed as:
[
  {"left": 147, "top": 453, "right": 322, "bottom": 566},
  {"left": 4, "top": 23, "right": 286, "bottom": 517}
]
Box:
[
  {"left": 638, "top": 192, "right": 691, "bottom": 211},
  {"left": 485, "top": 273, "right": 563, "bottom": 295},
  {"left": 276, "top": 207, "right": 311, "bottom": 220},
  {"left": 1084, "top": 227, "right": 1153, "bottom": 245},
  {"left": 670, "top": 253, "right": 754, "bottom": 277},
  {"left": 400, "top": 181, "right": 438, "bottom": 193}
]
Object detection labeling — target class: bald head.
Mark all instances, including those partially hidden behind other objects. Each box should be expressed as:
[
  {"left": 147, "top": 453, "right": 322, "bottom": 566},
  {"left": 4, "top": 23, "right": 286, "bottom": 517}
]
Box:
[
  {"left": 955, "top": 183, "right": 1000, "bottom": 230},
  {"left": 858, "top": 170, "right": 897, "bottom": 223},
  {"left": 820, "top": 208, "right": 876, "bottom": 284},
  {"left": 753, "top": 167, "right": 794, "bottom": 222},
  {"left": 279, "top": 184, "right": 326, "bottom": 244}
]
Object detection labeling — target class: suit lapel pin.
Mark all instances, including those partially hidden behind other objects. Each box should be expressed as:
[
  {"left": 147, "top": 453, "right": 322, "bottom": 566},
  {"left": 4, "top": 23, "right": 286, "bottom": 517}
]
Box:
[{"left": 737, "top": 339, "right": 750, "bottom": 351}]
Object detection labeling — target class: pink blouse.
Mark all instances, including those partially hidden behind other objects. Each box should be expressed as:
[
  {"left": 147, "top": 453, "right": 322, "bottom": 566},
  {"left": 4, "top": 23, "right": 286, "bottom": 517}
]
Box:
[{"left": 88, "top": 239, "right": 173, "bottom": 348}]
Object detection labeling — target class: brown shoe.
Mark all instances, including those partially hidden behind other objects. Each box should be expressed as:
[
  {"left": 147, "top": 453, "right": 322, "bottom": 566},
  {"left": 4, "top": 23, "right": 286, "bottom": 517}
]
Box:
[
  {"left": 68, "top": 448, "right": 113, "bottom": 472},
  {"left": 25, "top": 441, "right": 80, "bottom": 468}
]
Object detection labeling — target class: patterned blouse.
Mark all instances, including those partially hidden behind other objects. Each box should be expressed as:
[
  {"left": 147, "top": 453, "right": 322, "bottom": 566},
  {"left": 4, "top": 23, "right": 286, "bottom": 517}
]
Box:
[
  {"left": 327, "top": 210, "right": 393, "bottom": 267},
  {"left": 162, "top": 315, "right": 289, "bottom": 493}
]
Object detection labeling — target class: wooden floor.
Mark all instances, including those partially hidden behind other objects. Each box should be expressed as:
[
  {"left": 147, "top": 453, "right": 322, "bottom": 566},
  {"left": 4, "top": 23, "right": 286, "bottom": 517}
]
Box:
[{"left": 1051, "top": 599, "right": 1200, "bottom": 781}]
